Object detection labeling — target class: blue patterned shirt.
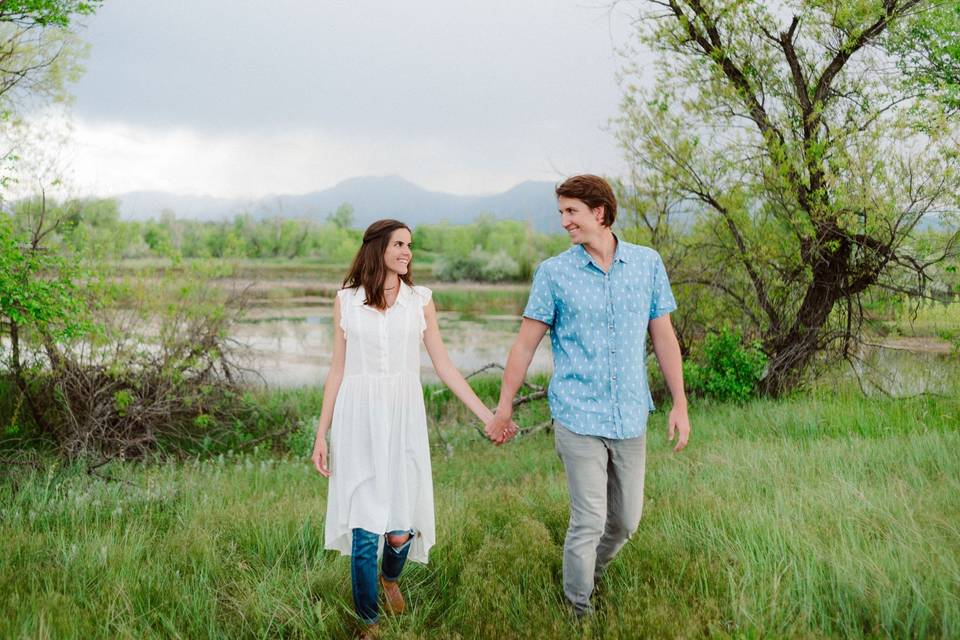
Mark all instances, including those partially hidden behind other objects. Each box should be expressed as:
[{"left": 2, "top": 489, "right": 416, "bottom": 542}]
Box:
[{"left": 523, "top": 238, "right": 677, "bottom": 439}]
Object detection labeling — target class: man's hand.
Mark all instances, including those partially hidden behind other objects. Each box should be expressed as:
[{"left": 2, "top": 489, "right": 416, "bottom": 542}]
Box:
[
  {"left": 667, "top": 404, "right": 690, "bottom": 452},
  {"left": 485, "top": 411, "right": 518, "bottom": 445}
]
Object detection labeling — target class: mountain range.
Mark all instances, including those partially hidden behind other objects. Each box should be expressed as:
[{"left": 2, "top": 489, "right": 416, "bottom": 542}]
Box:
[{"left": 115, "top": 175, "right": 563, "bottom": 232}]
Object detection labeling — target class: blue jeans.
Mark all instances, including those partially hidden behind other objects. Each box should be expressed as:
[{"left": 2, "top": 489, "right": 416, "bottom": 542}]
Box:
[{"left": 351, "top": 528, "right": 413, "bottom": 624}]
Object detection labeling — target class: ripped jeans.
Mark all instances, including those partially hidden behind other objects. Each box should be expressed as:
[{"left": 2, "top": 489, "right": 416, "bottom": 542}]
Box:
[{"left": 351, "top": 528, "right": 414, "bottom": 624}]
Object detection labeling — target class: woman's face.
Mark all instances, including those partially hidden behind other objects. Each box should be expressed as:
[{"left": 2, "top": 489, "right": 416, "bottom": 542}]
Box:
[{"left": 383, "top": 227, "right": 413, "bottom": 277}]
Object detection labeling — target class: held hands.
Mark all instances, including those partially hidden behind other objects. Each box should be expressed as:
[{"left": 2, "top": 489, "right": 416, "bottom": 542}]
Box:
[
  {"left": 484, "top": 410, "right": 519, "bottom": 445},
  {"left": 311, "top": 437, "right": 331, "bottom": 477}
]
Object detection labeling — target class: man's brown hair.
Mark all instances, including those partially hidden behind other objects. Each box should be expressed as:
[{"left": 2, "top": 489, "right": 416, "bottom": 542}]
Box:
[{"left": 555, "top": 174, "right": 617, "bottom": 227}]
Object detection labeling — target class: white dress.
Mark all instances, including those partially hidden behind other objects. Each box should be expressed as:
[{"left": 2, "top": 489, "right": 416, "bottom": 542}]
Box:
[{"left": 324, "top": 281, "right": 436, "bottom": 564}]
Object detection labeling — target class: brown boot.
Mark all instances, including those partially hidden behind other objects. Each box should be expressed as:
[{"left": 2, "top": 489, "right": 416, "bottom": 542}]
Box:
[
  {"left": 379, "top": 575, "right": 406, "bottom": 615},
  {"left": 357, "top": 622, "right": 380, "bottom": 640}
]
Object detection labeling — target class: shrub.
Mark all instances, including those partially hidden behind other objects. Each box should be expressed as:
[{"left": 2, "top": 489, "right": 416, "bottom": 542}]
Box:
[
  {"left": 2, "top": 249, "right": 294, "bottom": 459},
  {"left": 480, "top": 249, "right": 521, "bottom": 282},
  {"left": 433, "top": 247, "right": 522, "bottom": 283},
  {"left": 685, "top": 330, "right": 767, "bottom": 403},
  {"left": 432, "top": 246, "right": 483, "bottom": 281}
]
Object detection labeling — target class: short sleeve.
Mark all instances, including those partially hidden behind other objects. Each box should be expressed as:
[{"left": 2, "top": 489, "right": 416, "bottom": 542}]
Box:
[
  {"left": 413, "top": 285, "right": 432, "bottom": 335},
  {"left": 336, "top": 289, "right": 352, "bottom": 337},
  {"left": 649, "top": 253, "right": 677, "bottom": 320},
  {"left": 523, "top": 263, "right": 556, "bottom": 327}
]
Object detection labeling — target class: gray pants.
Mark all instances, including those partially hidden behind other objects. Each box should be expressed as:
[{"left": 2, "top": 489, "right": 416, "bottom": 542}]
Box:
[{"left": 554, "top": 422, "right": 647, "bottom": 614}]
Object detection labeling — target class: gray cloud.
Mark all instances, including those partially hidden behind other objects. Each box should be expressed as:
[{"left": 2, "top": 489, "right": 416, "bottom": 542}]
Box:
[
  {"left": 54, "top": 0, "right": 650, "bottom": 196},
  {"left": 73, "top": 1, "right": 629, "bottom": 131}
]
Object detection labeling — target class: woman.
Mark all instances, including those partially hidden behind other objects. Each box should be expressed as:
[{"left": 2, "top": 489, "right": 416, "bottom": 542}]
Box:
[{"left": 311, "top": 219, "right": 514, "bottom": 638}]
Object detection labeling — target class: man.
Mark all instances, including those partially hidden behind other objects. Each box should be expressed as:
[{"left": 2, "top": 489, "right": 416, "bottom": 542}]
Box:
[{"left": 486, "top": 174, "right": 690, "bottom": 616}]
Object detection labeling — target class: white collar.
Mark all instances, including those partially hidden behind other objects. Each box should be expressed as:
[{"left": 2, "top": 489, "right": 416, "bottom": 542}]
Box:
[{"left": 351, "top": 280, "right": 413, "bottom": 307}]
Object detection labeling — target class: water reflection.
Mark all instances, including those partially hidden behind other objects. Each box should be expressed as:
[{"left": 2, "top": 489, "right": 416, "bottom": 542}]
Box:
[
  {"left": 233, "top": 309, "right": 553, "bottom": 388},
  {"left": 847, "top": 343, "right": 957, "bottom": 397}
]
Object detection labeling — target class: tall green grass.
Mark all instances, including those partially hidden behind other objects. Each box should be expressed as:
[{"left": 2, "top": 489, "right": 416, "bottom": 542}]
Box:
[{"left": 2, "top": 383, "right": 958, "bottom": 639}]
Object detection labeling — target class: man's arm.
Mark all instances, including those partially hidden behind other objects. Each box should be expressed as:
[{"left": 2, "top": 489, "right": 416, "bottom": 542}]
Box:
[
  {"left": 648, "top": 313, "right": 690, "bottom": 452},
  {"left": 486, "top": 318, "right": 549, "bottom": 444}
]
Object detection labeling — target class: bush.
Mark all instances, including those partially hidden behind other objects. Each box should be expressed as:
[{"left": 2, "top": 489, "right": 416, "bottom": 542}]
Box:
[
  {"left": 433, "top": 247, "right": 522, "bottom": 282},
  {"left": 419, "top": 218, "right": 565, "bottom": 283},
  {"left": 685, "top": 330, "right": 767, "bottom": 403},
  {"left": 432, "top": 246, "right": 483, "bottom": 281},
  {"left": 480, "top": 249, "right": 521, "bottom": 282},
  {"left": 1, "top": 247, "right": 296, "bottom": 460}
]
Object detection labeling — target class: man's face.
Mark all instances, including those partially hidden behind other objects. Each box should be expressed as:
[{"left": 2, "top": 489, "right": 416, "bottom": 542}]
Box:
[{"left": 558, "top": 195, "right": 605, "bottom": 244}]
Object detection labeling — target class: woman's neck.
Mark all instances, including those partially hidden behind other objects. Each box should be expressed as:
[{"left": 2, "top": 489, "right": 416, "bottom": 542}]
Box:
[{"left": 383, "top": 273, "right": 401, "bottom": 292}]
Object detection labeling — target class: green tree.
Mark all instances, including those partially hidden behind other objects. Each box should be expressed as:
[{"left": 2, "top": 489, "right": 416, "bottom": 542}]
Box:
[
  {"left": 0, "top": 207, "right": 90, "bottom": 433},
  {"left": 887, "top": 1, "right": 960, "bottom": 114},
  {"left": 0, "top": 2, "right": 101, "bottom": 28},
  {"left": 327, "top": 202, "right": 354, "bottom": 229},
  {"left": 0, "top": 1, "right": 101, "bottom": 188},
  {"left": 616, "top": 0, "right": 960, "bottom": 394}
]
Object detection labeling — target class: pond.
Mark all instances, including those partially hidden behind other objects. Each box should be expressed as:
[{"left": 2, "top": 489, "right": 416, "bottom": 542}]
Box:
[
  {"left": 846, "top": 339, "right": 957, "bottom": 397},
  {"left": 232, "top": 304, "right": 553, "bottom": 388}
]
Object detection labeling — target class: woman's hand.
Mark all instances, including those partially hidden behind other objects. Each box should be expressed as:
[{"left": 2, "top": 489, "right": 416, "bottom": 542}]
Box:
[
  {"left": 312, "top": 438, "right": 331, "bottom": 477},
  {"left": 485, "top": 412, "right": 519, "bottom": 445}
]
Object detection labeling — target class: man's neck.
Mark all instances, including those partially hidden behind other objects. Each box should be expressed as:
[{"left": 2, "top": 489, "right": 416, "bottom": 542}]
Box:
[{"left": 581, "top": 229, "right": 617, "bottom": 271}]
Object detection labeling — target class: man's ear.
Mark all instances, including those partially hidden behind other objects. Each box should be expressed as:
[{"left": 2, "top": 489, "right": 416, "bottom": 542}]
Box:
[{"left": 593, "top": 205, "right": 605, "bottom": 224}]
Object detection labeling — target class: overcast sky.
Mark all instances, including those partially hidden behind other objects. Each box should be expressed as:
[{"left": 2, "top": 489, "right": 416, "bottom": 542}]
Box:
[{"left": 36, "top": 0, "right": 652, "bottom": 198}]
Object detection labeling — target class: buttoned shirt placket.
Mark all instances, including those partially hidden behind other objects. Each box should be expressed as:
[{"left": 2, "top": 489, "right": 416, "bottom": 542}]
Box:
[
  {"left": 378, "top": 308, "right": 390, "bottom": 375},
  {"left": 597, "top": 262, "right": 623, "bottom": 439},
  {"left": 610, "top": 268, "right": 626, "bottom": 438}
]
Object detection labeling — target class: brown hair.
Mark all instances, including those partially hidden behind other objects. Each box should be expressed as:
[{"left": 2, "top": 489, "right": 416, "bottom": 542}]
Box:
[
  {"left": 555, "top": 174, "right": 617, "bottom": 226},
  {"left": 342, "top": 219, "right": 414, "bottom": 310}
]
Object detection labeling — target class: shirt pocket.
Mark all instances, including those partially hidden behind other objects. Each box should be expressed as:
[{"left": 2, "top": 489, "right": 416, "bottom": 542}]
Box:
[{"left": 619, "top": 293, "right": 650, "bottom": 321}]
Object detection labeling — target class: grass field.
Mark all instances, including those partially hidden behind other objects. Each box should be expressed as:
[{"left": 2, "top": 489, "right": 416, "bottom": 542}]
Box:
[{"left": 2, "top": 378, "right": 959, "bottom": 639}]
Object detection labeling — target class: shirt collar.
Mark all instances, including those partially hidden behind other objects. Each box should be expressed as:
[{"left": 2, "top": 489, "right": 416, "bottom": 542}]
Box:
[
  {"left": 352, "top": 280, "right": 413, "bottom": 307},
  {"left": 575, "top": 234, "right": 629, "bottom": 269},
  {"left": 395, "top": 280, "right": 414, "bottom": 307}
]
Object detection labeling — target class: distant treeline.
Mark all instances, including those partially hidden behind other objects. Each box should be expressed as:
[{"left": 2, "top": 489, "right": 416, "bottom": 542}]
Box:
[{"left": 6, "top": 197, "right": 569, "bottom": 282}]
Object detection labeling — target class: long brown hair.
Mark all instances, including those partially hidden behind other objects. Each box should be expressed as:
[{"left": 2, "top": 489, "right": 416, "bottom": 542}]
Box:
[{"left": 342, "top": 219, "right": 414, "bottom": 309}]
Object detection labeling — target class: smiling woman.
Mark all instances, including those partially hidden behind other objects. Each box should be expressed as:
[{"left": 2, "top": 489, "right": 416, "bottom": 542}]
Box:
[{"left": 308, "top": 218, "right": 515, "bottom": 636}]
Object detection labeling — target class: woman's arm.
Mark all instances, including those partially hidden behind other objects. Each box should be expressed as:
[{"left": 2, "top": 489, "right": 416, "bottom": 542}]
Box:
[
  {"left": 311, "top": 295, "right": 347, "bottom": 476},
  {"left": 421, "top": 300, "right": 496, "bottom": 425}
]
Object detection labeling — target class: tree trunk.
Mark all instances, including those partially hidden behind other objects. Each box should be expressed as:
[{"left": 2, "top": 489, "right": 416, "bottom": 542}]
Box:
[
  {"left": 760, "top": 237, "right": 850, "bottom": 395},
  {"left": 8, "top": 320, "right": 53, "bottom": 435}
]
